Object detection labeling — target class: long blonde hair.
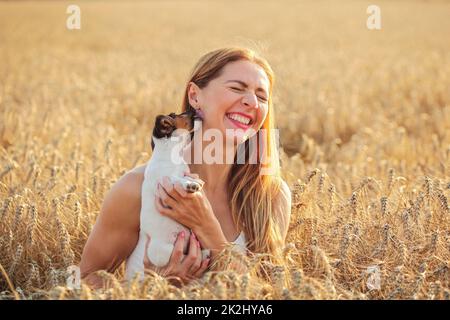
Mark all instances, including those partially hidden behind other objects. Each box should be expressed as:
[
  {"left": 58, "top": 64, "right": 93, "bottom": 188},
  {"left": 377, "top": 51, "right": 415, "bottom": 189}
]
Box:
[{"left": 180, "top": 47, "right": 283, "bottom": 258}]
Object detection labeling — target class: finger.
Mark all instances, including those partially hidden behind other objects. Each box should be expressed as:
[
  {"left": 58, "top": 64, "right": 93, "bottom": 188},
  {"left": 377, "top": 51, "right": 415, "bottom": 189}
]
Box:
[
  {"left": 157, "top": 181, "right": 177, "bottom": 203},
  {"left": 160, "top": 178, "right": 182, "bottom": 205},
  {"left": 158, "top": 183, "right": 178, "bottom": 209},
  {"left": 182, "top": 187, "right": 202, "bottom": 198},
  {"left": 192, "top": 258, "right": 211, "bottom": 278},
  {"left": 184, "top": 172, "right": 200, "bottom": 180},
  {"left": 181, "top": 232, "right": 198, "bottom": 270},
  {"left": 189, "top": 237, "right": 202, "bottom": 275},
  {"left": 184, "top": 172, "right": 205, "bottom": 186},
  {"left": 167, "top": 231, "right": 186, "bottom": 267},
  {"left": 161, "top": 176, "right": 176, "bottom": 197},
  {"left": 154, "top": 194, "right": 173, "bottom": 217},
  {"left": 187, "top": 233, "right": 201, "bottom": 273},
  {"left": 173, "top": 181, "right": 188, "bottom": 198}
]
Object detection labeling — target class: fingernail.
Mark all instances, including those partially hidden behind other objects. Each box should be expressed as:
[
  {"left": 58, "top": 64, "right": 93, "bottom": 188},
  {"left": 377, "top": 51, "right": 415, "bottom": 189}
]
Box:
[{"left": 180, "top": 231, "right": 185, "bottom": 237}]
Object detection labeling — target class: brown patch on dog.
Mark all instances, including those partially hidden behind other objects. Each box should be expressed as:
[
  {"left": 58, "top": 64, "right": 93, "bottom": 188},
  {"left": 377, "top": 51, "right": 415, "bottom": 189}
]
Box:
[
  {"left": 151, "top": 109, "right": 200, "bottom": 150},
  {"left": 170, "top": 112, "right": 195, "bottom": 131}
]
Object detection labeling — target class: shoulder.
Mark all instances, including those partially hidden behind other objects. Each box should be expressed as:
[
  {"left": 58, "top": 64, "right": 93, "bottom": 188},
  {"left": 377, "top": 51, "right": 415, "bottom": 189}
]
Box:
[
  {"left": 118, "top": 164, "right": 146, "bottom": 197},
  {"left": 112, "top": 165, "right": 145, "bottom": 201},
  {"left": 130, "top": 164, "right": 146, "bottom": 175},
  {"left": 98, "top": 165, "right": 146, "bottom": 228}
]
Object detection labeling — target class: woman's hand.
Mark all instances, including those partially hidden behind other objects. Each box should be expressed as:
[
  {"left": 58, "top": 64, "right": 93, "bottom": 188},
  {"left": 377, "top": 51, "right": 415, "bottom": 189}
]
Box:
[
  {"left": 143, "top": 231, "right": 210, "bottom": 287},
  {"left": 154, "top": 172, "right": 227, "bottom": 250}
]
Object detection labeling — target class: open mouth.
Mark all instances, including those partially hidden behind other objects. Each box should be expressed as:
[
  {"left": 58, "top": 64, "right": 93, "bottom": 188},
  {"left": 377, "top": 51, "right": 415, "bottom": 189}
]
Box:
[{"left": 225, "top": 112, "right": 253, "bottom": 129}]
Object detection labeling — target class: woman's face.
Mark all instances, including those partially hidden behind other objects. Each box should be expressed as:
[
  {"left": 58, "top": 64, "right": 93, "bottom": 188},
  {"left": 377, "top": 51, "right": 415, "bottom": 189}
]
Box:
[{"left": 188, "top": 60, "right": 270, "bottom": 145}]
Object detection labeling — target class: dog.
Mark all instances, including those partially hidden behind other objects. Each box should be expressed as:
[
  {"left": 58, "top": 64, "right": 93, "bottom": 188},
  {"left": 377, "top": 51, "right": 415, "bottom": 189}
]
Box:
[{"left": 125, "top": 108, "right": 209, "bottom": 281}]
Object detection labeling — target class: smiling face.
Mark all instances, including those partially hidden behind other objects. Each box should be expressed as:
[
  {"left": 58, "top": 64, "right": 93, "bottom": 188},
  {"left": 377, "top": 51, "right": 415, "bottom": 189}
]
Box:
[{"left": 187, "top": 59, "right": 270, "bottom": 145}]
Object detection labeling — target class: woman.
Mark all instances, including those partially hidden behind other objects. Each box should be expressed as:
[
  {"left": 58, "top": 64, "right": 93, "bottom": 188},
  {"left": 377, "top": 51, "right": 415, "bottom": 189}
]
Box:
[{"left": 79, "top": 47, "right": 292, "bottom": 288}]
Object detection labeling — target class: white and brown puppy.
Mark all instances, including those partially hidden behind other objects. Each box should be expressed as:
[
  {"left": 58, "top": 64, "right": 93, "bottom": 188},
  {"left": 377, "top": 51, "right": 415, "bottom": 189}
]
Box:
[{"left": 125, "top": 109, "right": 208, "bottom": 281}]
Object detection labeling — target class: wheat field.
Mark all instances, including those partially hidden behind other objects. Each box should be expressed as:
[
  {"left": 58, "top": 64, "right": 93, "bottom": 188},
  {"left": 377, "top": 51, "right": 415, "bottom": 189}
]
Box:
[{"left": 0, "top": 0, "right": 449, "bottom": 300}]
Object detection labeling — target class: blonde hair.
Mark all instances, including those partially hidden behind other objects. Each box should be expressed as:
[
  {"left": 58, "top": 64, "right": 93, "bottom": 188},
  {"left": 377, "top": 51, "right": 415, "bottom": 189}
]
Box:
[{"left": 180, "top": 47, "right": 283, "bottom": 260}]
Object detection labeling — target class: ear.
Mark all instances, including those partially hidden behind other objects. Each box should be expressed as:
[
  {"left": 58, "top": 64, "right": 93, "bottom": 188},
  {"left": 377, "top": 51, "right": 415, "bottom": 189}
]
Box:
[{"left": 187, "top": 81, "right": 202, "bottom": 108}]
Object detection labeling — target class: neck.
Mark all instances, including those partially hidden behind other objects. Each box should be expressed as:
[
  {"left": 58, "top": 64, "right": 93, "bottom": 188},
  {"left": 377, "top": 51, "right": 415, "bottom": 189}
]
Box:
[
  {"left": 189, "top": 162, "right": 232, "bottom": 195},
  {"left": 183, "top": 130, "right": 237, "bottom": 196}
]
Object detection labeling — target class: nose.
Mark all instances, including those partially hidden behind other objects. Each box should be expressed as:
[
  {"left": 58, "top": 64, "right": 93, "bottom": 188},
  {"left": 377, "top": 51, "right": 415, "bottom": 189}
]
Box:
[{"left": 242, "top": 92, "right": 258, "bottom": 108}]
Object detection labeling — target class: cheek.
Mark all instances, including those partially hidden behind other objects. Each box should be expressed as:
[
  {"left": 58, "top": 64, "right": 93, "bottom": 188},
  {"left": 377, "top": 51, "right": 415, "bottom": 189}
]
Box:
[
  {"left": 203, "top": 108, "right": 222, "bottom": 128},
  {"left": 203, "top": 90, "right": 234, "bottom": 121},
  {"left": 256, "top": 106, "right": 269, "bottom": 128}
]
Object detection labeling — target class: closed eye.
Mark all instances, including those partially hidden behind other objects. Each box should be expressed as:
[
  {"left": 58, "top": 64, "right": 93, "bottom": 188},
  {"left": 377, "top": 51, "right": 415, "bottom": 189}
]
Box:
[
  {"left": 258, "top": 96, "right": 268, "bottom": 103},
  {"left": 231, "top": 87, "right": 268, "bottom": 102}
]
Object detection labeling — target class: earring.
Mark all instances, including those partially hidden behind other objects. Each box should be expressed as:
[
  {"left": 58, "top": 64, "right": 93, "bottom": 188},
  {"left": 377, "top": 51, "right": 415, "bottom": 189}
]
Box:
[{"left": 194, "top": 107, "right": 204, "bottom": 120}]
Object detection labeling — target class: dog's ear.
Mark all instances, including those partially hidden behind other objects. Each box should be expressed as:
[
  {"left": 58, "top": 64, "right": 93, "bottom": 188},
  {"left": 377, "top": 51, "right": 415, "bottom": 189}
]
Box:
[{"left": 153, "top": 115, "right": 175, "bottom": 139}]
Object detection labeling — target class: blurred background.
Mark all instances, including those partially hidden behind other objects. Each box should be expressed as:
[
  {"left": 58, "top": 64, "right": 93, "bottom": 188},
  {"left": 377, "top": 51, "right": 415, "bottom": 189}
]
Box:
[{"left": 0, "top": 0, "right": 449, "bottom": 299}]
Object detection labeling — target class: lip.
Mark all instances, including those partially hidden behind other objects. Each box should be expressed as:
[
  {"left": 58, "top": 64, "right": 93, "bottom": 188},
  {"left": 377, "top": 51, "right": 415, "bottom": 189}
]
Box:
[{"left": 225, "top": 112, "right": 253, "bottom": 130}]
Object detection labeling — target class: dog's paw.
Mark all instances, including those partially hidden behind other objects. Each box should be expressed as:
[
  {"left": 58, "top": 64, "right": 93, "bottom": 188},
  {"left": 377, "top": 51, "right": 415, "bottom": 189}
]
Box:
[{"left": 185, "top": 181, "right": 201, "bottom": 193}]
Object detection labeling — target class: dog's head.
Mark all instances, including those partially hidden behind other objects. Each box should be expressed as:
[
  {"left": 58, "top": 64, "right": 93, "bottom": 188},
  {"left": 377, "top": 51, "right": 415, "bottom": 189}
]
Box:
[{"left": 151, "top": 108, "right": 202, "bottom": 150}]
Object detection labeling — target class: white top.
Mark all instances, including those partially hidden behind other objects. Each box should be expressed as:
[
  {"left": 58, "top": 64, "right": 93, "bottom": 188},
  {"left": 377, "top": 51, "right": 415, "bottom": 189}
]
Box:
[{"left": 231, "top": 231, "right": 247, "bottom": 251}]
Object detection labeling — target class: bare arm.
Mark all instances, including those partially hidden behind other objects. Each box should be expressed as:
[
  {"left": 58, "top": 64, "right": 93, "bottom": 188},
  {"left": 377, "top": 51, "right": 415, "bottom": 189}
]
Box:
[{"left": 79, "top": 171, "right": 141, "bottom": 289}]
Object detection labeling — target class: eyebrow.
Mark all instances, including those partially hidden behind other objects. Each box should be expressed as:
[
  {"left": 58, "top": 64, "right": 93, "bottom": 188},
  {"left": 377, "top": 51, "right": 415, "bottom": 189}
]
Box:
[{"left": 224, "top": 80, "right": 268, "bottom": 96}]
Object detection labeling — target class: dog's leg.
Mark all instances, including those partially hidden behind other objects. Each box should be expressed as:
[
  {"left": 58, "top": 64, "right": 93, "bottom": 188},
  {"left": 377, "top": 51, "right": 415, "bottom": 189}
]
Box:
[{"left": 170, "top": 176, "right": 203, "bottom": 193}]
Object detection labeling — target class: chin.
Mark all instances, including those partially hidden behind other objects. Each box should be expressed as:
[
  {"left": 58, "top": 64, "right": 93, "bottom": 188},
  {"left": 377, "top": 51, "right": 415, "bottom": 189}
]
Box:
[{"left": 224, "top": 130, "right": 249, "bottom": 146}]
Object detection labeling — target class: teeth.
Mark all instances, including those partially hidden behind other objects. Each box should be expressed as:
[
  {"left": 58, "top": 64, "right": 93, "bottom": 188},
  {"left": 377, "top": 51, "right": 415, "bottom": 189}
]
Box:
[{"left": 227, "top": 113, "right": 251, "bottom": 125}]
